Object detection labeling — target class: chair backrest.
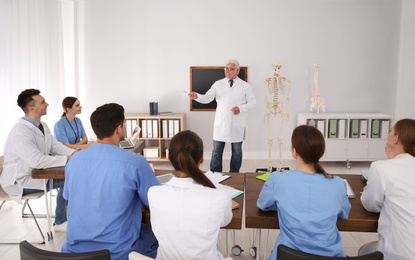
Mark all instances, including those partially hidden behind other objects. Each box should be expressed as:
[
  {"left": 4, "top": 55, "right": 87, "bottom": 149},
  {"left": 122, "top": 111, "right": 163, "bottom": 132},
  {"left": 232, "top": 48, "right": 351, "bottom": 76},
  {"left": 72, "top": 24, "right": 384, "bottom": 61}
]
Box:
[
  {"left": 19, "top": 240, "right": 111, "bottom": 260},
  {"left": 277, "top": 244, "right": 383, "bottom": 260}
]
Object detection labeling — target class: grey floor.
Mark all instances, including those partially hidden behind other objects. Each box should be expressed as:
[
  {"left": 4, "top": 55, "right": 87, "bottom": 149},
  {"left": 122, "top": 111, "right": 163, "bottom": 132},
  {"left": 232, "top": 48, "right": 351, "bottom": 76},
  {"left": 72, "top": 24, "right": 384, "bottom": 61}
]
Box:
[{"left": 0, "top": 159, "right": 378, "bottom": 260}]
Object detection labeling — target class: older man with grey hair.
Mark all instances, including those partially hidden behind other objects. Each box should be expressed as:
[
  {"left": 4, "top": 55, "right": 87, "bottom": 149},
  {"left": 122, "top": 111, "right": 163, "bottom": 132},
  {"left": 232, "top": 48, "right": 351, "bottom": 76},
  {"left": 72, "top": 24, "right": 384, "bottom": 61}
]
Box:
[{"left": 188, "top": 59, "right": 256, "bottom": 172}]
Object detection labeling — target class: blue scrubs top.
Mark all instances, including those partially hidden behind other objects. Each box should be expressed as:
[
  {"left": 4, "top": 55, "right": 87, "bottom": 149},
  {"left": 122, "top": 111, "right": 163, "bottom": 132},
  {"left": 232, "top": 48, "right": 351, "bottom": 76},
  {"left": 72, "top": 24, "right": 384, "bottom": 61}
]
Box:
[
  {"left": 62, "top": 143, "right": 160, "bottom": 259},
  {"left": 54, "top": 117, "right": 86, "bottom": 144},
  {"left": 257, "top": 170, "right": 351, "bottom": 260}
]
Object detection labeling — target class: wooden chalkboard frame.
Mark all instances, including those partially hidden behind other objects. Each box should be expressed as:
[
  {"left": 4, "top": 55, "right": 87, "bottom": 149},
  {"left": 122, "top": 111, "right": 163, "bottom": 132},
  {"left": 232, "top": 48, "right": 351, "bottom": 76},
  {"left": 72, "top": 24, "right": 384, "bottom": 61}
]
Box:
[{"left": 189, "top": 66, "right": 248, "bottom": 111}]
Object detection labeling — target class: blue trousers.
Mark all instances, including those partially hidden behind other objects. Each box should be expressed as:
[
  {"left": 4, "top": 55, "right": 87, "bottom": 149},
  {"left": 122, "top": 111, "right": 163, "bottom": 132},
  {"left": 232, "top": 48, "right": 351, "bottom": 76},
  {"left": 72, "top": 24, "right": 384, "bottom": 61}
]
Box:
[
  {"left": 210, "top": 140, "right": 243, "bottom": 173},
  {"left": 22, "top": 179, "right": 67, "bottom": 224},
  {"left": 131, "top": 223, "right": 159, "bottom": 259}
]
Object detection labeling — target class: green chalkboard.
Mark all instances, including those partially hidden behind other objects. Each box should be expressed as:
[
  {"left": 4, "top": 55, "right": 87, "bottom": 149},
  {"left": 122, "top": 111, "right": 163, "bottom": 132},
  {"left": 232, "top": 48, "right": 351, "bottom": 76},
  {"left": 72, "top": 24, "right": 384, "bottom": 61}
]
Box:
[{"left": 189, "top": 66, "right": 248, "bottom": 111}]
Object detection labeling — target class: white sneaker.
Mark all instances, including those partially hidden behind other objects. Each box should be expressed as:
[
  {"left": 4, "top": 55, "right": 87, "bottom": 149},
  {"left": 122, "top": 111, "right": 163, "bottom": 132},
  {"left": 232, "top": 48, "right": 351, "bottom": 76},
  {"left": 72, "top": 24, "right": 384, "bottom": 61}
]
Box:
[{"left": 53, "top": 221, "right": 68, "bottom": 232}]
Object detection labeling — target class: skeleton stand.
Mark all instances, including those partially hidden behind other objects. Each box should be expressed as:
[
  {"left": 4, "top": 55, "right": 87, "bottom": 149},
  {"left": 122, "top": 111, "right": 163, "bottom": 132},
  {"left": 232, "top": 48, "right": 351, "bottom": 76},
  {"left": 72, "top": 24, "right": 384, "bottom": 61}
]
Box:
[{"left": 256, "top": 62, "right": 291, "bottom": 173}]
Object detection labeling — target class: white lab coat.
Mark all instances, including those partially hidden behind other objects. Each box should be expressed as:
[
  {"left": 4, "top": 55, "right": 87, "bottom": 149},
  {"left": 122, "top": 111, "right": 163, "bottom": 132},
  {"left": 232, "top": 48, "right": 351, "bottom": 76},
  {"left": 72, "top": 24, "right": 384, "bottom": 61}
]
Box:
[
  {"left": 361, "top": 153, "right": 415, "bottom": 260},
  {"left": 148, "top": 176, "right": 232, "bottom": 260},
  {"left": 0, "top": 118, "right": 74, "bottom": 203},
  {"left": 195, "top": 77, "right": 256, "bottom": 142}
]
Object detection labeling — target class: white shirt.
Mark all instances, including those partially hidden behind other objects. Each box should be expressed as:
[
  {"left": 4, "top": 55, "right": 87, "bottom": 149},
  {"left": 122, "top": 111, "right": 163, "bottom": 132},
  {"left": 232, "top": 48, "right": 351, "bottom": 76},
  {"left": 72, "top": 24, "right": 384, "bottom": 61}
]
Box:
[
  {"left": 195, "top": 77, "right": 256, "bottom": 142},
  {"left": 148, "top": 176, "right": 233, "bottom": 260},
  {"left": 361, "top": 153, "right": 415, "bottom": 260},
  {"left": 0, "top": 118, "right": 73, "bottom": 202}
]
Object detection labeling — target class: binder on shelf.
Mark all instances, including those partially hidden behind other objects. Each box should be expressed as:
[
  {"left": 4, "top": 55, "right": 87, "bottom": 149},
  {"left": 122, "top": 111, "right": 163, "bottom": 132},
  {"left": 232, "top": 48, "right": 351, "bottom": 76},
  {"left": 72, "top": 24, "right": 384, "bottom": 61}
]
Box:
[
  {"left": 350, "top": 119, "right": 359, "bottom": 138},
  {"left": 173, "top": 120, "right": 180, "bottom": 135},
  {"left": 131, "top": 120, "right": 137, "bottom": 136},
  {"left": 316, "top": 120, "right": 325, "bottom": 137},
  {"left": 338, "top": 119, "right": 346, "bottom": 139},
  {"left": 371, "top": 119, "right": 380, "bottom": 138},
  {"left": 147, "top": 119, "right": 153, "bottom": 138},
  {"left": 328, "top": 119, "right": 338, "bottom": 138},
  {"left": 141, "top": 120, "right": 147, "bottom": 138},
  {"left": 162, "top": 120, "right": 168, "bottom": 138},
  {"left": 381, "top": 120, "right": 390, "bottom": 139},
  {"left": 307, "top": 119, "right": 316, "bottom": 127},
  {"left": 152, "top": 120, "right": 158, "bottom": 138},
  {"left": 359, "top": 120, "right": 368, "bottom": 139},
  {"left": 126, "top": 120, "right": 132, "bottom": 137},
  {"left": 168, "top": 120, "right": 174, "bottom": 138}
]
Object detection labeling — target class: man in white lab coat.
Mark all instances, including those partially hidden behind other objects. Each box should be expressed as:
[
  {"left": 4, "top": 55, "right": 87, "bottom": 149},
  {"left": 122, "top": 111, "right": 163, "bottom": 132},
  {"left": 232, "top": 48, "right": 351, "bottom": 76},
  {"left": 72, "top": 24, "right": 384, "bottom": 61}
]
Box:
[
  {"left": 189, "top": 59, "right": 256, "bottom": 172},
  {"left": 0, "top": 89, "right": 75, "bottom": 231}
]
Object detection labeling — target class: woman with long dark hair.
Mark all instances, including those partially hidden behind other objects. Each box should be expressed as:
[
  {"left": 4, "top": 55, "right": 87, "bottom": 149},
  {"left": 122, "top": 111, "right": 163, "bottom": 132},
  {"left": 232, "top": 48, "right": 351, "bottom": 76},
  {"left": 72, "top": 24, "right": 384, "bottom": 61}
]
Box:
[
  {"left": 148, "top": 130, "right": 232, "bottom": 260},
  {"left": 257, "top": 125, "right": 351, "bottom": 259},
  {"left": 54, "top": 97, "right": 92, "bottom": 149}
]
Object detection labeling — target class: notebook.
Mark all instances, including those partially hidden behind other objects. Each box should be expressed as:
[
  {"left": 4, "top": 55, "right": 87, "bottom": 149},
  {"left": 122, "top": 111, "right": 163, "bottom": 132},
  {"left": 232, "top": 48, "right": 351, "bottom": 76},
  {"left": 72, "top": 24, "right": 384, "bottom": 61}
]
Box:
[{"left": 120, "top": 125, "right": 141, "bottom": 149}]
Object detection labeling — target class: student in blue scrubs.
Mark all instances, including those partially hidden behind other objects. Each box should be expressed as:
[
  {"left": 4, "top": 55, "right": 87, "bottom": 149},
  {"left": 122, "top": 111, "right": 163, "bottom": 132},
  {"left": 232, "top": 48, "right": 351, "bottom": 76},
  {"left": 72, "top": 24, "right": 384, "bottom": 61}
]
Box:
[
  {"left": 54, "top": 97, "right": 92, "bottom": 149},
  {"left": 257, "top": 125, "right": 351, "bottom": 259},
  {"left": 62, "top": 103, "right": 160, "bottom": 260}
]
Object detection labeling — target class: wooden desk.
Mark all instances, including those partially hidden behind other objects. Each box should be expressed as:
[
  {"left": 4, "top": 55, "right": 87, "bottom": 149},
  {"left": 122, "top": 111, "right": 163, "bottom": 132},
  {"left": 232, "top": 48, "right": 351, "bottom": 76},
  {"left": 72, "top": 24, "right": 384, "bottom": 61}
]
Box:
[
  {"left": 32, "top": 141, "right": 145, "bottom": 179},
  {"left": 245, "top": 172, "right": 379, "bottom": 232},
  {"left": 32, "top": 166, "right": 244, "bottom": 232}
]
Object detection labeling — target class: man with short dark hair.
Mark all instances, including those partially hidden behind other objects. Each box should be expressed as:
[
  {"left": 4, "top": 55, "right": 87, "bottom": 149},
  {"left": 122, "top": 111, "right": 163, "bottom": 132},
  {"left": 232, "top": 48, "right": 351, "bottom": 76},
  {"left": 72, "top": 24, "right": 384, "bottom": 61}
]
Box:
[
  {"left": 62, "top": 103, "right": 160, "bottom": 260},
  {"left": 0, "top": 88, "right": 75, "bottom": 231}
]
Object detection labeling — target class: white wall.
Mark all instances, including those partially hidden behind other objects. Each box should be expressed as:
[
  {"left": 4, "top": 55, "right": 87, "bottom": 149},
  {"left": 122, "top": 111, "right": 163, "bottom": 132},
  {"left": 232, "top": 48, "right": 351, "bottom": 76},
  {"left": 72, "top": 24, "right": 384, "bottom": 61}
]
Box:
[
  {"left": 395, "top": 0, "right": 415, "bottom": 122},
  {"left": 76, "top": 0, "right": 404, "bottom": 163}
]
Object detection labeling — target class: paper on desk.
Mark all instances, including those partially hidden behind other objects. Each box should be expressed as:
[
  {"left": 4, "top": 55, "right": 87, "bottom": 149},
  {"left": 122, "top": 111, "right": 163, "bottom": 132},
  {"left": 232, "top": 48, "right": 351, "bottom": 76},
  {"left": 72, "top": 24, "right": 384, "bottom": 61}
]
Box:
[
  {"left": 343, "top": 179, "right": 355, "bottom": 198},
  {"left": 216, "top": 183, "right": 244, "bottom": 199},
  {"left": 205, "top": 171, "right": 231, "bottom": 183}
]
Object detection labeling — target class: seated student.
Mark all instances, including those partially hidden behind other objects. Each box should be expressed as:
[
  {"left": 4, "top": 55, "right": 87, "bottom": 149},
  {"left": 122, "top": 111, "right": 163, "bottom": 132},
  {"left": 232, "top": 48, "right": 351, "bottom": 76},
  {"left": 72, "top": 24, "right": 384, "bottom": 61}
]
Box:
[
  {"left": 0, "top": 89, "right": 76, "bottom": 232},
  {"left": 257, "top": 125, "right": 351, "bottom": 260},
  {"left": 359, "top": 119, "right": 415, "bottom": 259},
  {"left": 54, "top": 96, "right": 93, "bottom": 149},
  {"left": 148, "top": 130, "right": 233, "bottom": 260},
  {"left": 61, "top": 103, "right": 160, "bottom": 260}
]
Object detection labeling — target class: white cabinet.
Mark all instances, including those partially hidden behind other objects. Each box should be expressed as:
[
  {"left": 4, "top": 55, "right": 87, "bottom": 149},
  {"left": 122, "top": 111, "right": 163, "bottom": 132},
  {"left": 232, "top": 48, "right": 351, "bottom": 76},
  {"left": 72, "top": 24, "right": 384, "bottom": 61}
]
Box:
[{"left": 298, "top": 113, "right": 392, "bottom": 165}]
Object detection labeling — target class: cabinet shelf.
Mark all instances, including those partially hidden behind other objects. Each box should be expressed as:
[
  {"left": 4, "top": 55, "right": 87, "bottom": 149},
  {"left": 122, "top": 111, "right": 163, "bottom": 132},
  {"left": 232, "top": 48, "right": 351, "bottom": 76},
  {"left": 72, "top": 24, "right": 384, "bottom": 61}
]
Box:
[
  {"left": 125, "top": 113, "right": 186, "bottom": 161},
  {"left": 298, "top": 113, "right": 392, "bottom": 163}
]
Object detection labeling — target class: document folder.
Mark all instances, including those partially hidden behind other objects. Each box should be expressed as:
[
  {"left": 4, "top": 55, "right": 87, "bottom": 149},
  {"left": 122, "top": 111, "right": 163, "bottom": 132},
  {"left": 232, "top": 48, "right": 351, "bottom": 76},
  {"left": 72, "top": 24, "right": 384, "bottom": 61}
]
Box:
[
  {"left": 350, "top": 119, "right": 359, "bottom": 138},
  {"left": 371, "top": 120, "right": 380, "bottom": 138},
  {"left": 307, "top": 119, "right": 316, "bottom": 127},
  {"left": 359, "top": 120, "right": 368, "bottom": 139},
  {"left": 381, "top": 120, "right": 390, "bottom": 139},
  {"left": 328, "top": 119, "right": 338, "bottom": 138}
]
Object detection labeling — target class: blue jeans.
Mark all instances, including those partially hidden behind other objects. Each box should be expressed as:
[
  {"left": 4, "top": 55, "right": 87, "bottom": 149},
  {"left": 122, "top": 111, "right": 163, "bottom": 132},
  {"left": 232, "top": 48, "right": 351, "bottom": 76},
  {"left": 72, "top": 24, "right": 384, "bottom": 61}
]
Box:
[
  {"left": 131, "top": 223, "right": 159, "bottom": 258},
  {"left": 210, "top": 140, "right": 243, "bottom": 173},
  {"left": 22, "top": 179, "right": 67, "bottom": 225}
]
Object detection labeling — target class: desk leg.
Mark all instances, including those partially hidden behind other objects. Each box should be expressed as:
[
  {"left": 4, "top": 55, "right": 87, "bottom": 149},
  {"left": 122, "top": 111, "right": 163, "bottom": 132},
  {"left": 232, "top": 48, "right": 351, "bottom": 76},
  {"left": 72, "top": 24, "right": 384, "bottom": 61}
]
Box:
[
  {"left": 49, "top": 179, "right": 54, "bottom": 240},
  {"left": 43, "top": 180, "right": 51, "bottom": 240},
  {"left": 256, "top": 229, "right": 261, "bottom": 260},
  {"left": 226, "top": 230, "right": 229, "bottom": 257}
]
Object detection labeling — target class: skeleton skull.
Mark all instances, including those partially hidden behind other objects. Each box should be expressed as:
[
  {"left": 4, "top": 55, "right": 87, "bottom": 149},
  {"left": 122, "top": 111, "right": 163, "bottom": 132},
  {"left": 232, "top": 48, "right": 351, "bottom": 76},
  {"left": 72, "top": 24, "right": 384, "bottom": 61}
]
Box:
[{"left": 272, "top": 61, "right": 282, "bottom": 71}]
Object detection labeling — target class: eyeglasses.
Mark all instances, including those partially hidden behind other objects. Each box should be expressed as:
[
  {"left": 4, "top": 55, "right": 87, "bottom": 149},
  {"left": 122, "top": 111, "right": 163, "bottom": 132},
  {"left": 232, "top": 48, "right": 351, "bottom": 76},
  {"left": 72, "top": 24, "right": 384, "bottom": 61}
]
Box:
[{"left": 224, "top": 68, "right": 237, "bottom": 72}]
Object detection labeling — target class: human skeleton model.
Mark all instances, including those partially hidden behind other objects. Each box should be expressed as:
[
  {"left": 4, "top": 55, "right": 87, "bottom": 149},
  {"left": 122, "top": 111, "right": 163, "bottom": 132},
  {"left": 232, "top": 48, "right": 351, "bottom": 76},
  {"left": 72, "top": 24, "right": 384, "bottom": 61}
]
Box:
[
  {"left": 310, "top": 64, "right": 326, "bottom": 112},
  {"left": 264, "top": 61, "right": 291, "bottom": 172}
]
